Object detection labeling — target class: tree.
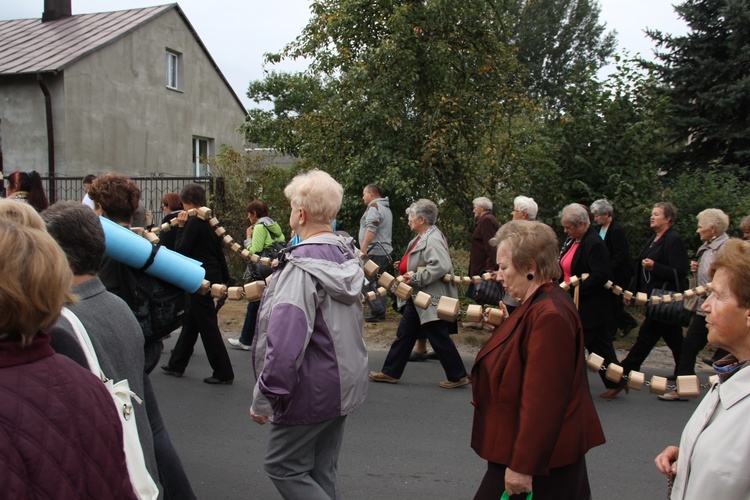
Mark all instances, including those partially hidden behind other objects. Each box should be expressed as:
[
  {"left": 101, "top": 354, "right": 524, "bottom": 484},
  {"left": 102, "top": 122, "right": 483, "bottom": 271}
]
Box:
[
  {"left": 243, "top": 0, "right": 617, "bottom": 249},
  {"left": 648, "top": 0, "right": 750, "bottom": 175},
  {"left": 508, "top": 0, "right": 617, "bottom": 110}
]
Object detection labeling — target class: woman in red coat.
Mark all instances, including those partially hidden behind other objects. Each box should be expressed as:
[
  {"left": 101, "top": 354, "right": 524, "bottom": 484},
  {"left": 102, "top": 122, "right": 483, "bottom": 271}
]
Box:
[{"left": 471, "top": 220, "right": 605, "bottom": 499}]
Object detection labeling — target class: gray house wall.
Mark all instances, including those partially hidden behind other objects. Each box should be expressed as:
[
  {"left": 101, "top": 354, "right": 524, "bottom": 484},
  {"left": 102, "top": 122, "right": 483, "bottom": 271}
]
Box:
[
  {"left": 0, "top": 8, "right": 246, "bottom": 177},
  {"left": 0, "top": 72, "right": 65, "bottom": 172}
]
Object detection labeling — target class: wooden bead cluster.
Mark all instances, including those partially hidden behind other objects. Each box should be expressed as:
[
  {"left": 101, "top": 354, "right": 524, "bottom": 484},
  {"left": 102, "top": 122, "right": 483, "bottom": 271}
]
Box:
[
  {"left": 585, "top": 352, "right": 717, "bottom": 398},
  {"left": 372, "top": 267, "right": 506, "bottom": 326},
  {"left": 602, "top": 279, "right": 710, "bottom": 306}
]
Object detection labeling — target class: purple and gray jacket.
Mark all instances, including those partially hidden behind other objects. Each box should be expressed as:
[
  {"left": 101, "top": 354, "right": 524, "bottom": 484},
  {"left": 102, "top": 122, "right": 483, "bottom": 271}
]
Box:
[{"left": 251, "top": 233, "right": 369, "bottom": 425}]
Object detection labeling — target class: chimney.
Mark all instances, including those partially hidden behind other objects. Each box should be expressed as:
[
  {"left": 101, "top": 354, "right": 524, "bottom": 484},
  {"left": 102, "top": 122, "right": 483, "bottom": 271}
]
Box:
[{"left": 42, "top": 0, "right": 72, "bottom": 22}]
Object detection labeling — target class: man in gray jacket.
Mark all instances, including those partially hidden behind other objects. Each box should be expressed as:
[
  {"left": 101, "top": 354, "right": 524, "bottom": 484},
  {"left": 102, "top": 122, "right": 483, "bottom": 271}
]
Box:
[{"left": 359, "top": 184, "right": 393, "bottom": 322}]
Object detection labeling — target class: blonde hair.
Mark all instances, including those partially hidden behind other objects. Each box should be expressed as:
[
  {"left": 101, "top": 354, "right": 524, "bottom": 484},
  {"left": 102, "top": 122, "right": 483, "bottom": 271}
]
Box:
[
  {"left": 697, "top": 208, "right": 729, "bottom": 235},
  {"left": 490, "top": 220, "right": 561, "bottom": 281},
  {"left": 0, "top": 223, "right": 74, "bottom": 344},
  {"left": 710, "top": 239, "right": 750, "bottom": 308},
  {"left": 0, "top": 198, "right": 46, "bottom": 229},
  {"left": 284, "top": 169, "right": 343, "bottom": 225}
]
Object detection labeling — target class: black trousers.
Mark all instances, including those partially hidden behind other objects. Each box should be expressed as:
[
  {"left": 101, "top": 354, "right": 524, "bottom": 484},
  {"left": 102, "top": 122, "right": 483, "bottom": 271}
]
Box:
[
  {"left": 584, "top": 324, "right": 623, "bottom": 389},
  {"left": 676, "top": 314, "right": 710, "bottom": 376},
  {"left": 168, "top": 292, "right": 234, "bottom": 380},
  {"left": 381, "top": 301, "right": 467, "bottom": 382},
  {"left": 620, "top": 316, "right": 683, "bottom": 377},
  {"left": 474, "top": 457, "right": 591, "bottom": 500},
  {"left": 363, "top": 254, "right": 391, "bottom": 315}
]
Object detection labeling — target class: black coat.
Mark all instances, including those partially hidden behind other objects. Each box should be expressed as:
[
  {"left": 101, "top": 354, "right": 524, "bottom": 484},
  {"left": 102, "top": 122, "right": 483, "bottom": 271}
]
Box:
[
  {"left": 563, "top": 226, "right": 614, "bottom": 328},
  {"left": 634, "top": 226, "right": 689, "bottom": 294},
  {"left": 602, "top": 219, "right": 633, "bottom": 289}
]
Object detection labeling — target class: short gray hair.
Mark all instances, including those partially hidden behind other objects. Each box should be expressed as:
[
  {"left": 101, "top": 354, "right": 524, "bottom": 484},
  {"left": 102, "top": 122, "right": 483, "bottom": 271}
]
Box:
[
  {"left": 590, "top": 199, "right": 613, "bottom": 217},
  {"left": 408, "top": 199, "right": 438, "bottom": 226},
  {"left": 560, "top": 203, "right": 591, "bottom": 228},
  {"left": 513, "top": 196, "right": 538, "bottom": 220},
  {"left": 697, "top": 208, "right": 729, "bottom": 235},
  {"left": 42, "top": 201, "right": 106, "bottom": 276},
  {"left": 473, "top": 197, "right": 493, "bottom": 212}
]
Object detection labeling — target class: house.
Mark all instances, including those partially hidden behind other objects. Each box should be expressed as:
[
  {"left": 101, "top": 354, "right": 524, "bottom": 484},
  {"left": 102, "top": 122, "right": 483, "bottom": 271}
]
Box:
[{"left": 0, "top": 0, "right": 247, "bottom": 179}]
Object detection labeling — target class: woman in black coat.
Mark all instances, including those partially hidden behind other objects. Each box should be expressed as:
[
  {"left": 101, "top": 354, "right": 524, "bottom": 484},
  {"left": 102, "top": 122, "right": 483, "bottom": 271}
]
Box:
[
  {"left": 559, "top": 203, "right": 624, "bottom": 397},
  {"left": 615, "top": 202, "right": 689, "bottom": 397}
]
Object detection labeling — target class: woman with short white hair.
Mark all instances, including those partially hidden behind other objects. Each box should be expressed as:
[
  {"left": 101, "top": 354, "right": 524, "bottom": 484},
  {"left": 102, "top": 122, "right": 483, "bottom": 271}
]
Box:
[
  {"left": 370, "top": 199, "right": 469, "bottom": 388},
  {"left": 660, "top": 208, "right": 731, "bottom": 400},
  {"left": 512, "top": 196, "right": 538, "bottom": 221},
  {"left": 250, "top": 169, "right": 369, "bottom": 499}
]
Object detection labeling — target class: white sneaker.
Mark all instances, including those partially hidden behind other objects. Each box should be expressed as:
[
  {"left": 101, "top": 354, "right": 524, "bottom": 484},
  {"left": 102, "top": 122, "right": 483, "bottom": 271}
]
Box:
[{"left": 227, "top": 338, "right": 251, "bottom": 351}]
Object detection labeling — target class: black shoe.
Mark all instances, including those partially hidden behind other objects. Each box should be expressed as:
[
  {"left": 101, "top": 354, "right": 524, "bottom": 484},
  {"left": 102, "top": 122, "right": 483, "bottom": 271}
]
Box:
[
  {"left": 365, "top": 313, "right": 386, "bottom": 322},
  {"left": 667, "top": 374, "right": 677, "bottom": 382},
  {"left": 203, "top": 377, "right": 233, "bottom": 385},
  {"left": 161, "top": 365, "right": 184, "bottom": 378}
]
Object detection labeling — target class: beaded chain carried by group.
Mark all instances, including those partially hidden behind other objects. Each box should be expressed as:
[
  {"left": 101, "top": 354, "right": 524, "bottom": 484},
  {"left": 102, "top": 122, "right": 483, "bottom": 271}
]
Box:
[{"left": 136, "top": 207, "right": 716, "bottom": 399}]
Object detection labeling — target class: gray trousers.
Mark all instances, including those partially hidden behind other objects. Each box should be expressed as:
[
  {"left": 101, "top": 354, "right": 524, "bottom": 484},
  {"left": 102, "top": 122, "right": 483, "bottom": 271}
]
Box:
[
  {"left": 265, "top": 416, "right": 347, "bottom": 500},
  {"left": 363, "top": 254, "right": 391, "bottom": 315}
]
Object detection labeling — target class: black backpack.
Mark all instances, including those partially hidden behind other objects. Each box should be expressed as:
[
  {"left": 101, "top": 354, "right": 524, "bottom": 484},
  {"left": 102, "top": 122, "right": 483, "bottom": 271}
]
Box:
[{"left": 130, "top": 245, "right": 187, "bottom": 342}]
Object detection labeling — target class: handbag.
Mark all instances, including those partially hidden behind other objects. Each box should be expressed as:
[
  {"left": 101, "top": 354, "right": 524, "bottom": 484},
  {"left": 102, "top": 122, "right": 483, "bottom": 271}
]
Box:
[
  {"left": 61, "top": 308, "right": 159, "bottom": 500},
  {"left": 644, "top": 269, "right": 691, "bottom": 327},
  {"left": 683, "top": 275, "right": 699, "bottom": 313},
  {"left": 501, "top": 492, "right": 533, "bottom": 500},
  {"left": 473, "top": 279, "right": 503, "bottom": 305}
]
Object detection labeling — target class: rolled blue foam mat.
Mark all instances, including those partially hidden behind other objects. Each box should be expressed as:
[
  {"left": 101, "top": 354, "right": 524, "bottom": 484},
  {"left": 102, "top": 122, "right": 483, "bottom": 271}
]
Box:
[{"left": 100, "top": 216, "right": 205, "bottom": 292}]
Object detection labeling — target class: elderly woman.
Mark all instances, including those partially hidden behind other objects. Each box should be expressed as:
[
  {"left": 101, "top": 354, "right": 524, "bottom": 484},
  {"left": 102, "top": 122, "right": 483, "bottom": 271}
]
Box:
[
  {"left": 616, "top": 203, "right": 689, "bottom": 395},
  {"left": 227, "top": 199, "right": 285, "bottom": 351},
  {"left": 590, "top": 199, "right": 637, "bottom": 338},
  {"left": 0, "top": 222, "right": 137, "bottom": 499},
  {"left": 249, "top": 170, "right": 368, "bottom": 499},
  {"left": 660, "top": 209, "right": 731, "bottom": 401},
  {"left": 655, "top": 239, "right": 750, "bottom": 498},
  {"left": 559, "top": 204, "right": 625, "bottom": 398},
  {"left": 472, "top": 220, "right": 604, "bottom": 499},
  {"left": 740, "top": 215, "right": 750, "bottom": 240},
  {"left": 369, "top": 199, "right": 470, "bottom": 388},
  {"left": 162, "top": 183, "right": 233, "bottom": 384},
  {"left": 511, "top": 195, "right": 538, "bottom": 221},
  {"left": 467, "top": 197, "right": 500, "bottom": 311}
]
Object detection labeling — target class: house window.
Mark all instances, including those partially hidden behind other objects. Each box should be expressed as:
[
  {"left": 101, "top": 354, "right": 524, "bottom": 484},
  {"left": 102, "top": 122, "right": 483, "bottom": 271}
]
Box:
[
  {"left": 192, "top": 137, "right": 213, "bottom": 176},
  {"left": 166, "top": 50, "right": 182, "bottom": 90}
]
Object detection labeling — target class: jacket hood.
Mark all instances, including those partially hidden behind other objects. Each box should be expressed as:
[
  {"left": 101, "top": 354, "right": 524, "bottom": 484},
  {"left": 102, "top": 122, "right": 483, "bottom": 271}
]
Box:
[
  {"left": 287, "top": 233, "right": 364, "bottom": 304},
  {"left": 371, "top": 196, "right": 389, "bottom": 208}
]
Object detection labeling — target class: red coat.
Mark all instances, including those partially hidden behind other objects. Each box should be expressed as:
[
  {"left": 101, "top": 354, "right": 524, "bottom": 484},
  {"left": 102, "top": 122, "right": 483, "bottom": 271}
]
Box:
[{"left": 470, "top": 283, "right": 605, "bottom": 475}]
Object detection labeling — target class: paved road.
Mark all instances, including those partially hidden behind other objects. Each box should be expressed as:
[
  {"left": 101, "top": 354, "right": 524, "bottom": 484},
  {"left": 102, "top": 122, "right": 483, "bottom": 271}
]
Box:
[{"left": 152, "top": 336, "right": 708, "bottom": 499}]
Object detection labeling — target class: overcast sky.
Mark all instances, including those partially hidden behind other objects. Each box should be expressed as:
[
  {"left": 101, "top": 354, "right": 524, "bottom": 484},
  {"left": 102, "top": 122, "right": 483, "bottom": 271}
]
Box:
[{"left": 1, "top": 1, "right": 687, "bottom": 109}]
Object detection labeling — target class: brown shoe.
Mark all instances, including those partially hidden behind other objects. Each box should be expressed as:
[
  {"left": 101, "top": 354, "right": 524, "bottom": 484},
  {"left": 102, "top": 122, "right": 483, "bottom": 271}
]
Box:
[
  {"left": 369, "top": 371, "right": 398, "bottom": 384},
  {"left": 439, "top": 377, "right": 470, "bottom": 389},
  {"left": 600, "top": 386, "right": 629, "bottom": 400}
]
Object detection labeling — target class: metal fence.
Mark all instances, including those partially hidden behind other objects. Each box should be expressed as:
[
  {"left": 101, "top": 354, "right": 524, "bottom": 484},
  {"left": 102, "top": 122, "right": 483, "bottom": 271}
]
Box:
[{"left": 41, "top": 175, "right": 217, "bottom": 224}]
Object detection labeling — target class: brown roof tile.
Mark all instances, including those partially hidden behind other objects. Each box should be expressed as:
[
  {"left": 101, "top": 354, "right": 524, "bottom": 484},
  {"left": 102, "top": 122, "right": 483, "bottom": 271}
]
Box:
[{"left": 0, "top": 5, "right": 174, "bottom": 74}]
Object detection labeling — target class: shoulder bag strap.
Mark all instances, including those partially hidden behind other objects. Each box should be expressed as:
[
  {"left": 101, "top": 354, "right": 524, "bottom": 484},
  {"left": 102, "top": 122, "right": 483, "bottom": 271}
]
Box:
[{"left": 60, "top": 307, "right": 106, "bottom": 381}]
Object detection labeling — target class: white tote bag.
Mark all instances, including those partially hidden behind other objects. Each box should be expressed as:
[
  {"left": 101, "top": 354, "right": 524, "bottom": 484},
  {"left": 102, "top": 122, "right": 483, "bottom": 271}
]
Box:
[{"left": 61, "top": 308, "right": 159, "bottom": 500}]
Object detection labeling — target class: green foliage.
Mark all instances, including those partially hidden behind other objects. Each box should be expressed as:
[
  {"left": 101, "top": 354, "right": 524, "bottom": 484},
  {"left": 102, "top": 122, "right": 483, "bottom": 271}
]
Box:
[
  {"left": 207, "top": 145, "right": 297, "bottom": 279},
  {"left": 509, "top": 0, "right": 617, "bottom": 110},
  {"left": 544, "top": 58, "right": 670, "bottom": 249},
  {"left": 648, "top": 0, "right": 750, "bottom": 176},
  {"left": 665, "top": 170, "right": 750, "bottom": 253}
]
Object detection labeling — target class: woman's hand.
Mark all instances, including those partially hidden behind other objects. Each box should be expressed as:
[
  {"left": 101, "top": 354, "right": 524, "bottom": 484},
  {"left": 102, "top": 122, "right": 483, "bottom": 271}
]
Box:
[
  {"left": 642, "top": 258, "right": 654, "bottom": 271},
  {"left": 250, "top": 408, "right": 268, "bottom": 425},
  {"left": 246, "top": 226, "right": 254, "bottom": 239},
  {"left": 505, "top": 468, "right": 532, "bottom": 496},
  {"left": 654, "top": 446, "right": 679, "bottom": 476},
  {"left": 176, "top": 210, "right": 189, "bottom": 228},
  {"left": 690, "top": 260, "right": 699, "bottom": 273}
]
